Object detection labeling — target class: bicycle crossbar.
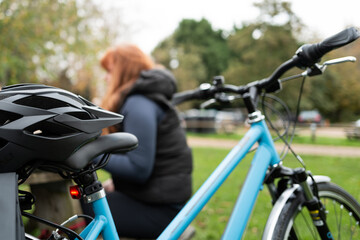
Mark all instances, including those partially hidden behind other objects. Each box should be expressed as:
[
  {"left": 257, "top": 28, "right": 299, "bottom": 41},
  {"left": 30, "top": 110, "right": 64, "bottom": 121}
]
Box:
[{"left": 158, "top": 120, "right": 281, "bottom": 239}]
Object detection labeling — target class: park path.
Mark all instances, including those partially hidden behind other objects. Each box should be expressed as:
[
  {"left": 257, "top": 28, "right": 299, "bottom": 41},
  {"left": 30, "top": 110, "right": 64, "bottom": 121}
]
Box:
[{"left": 187, "top": 136, "right": 360, "bottom": 158}]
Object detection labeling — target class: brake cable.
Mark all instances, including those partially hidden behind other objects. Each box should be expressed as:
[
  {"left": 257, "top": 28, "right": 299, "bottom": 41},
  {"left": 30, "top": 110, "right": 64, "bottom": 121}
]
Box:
[{"left": 261, "top": 75, "right": 307, "bottom": 168}]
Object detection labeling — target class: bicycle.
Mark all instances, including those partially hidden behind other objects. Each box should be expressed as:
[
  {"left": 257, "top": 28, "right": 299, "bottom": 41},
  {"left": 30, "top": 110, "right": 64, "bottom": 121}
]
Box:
[
  {"left": 2, "top": 27, "right": 359, "bottom": 240},
  {"left": 161, "top": 27, "right": 360, "bottom": 239}
]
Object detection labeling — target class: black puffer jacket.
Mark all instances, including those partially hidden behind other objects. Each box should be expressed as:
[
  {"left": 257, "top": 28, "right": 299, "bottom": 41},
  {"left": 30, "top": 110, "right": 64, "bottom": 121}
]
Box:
[{"left": 113, "top": 69, "right": 193, "bottom": 204}]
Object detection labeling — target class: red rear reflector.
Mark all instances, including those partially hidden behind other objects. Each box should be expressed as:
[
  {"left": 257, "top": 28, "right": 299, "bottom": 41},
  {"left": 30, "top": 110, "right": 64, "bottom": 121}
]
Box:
[{"left": 69, "top": 185, "right": 82, "bottom": 199}]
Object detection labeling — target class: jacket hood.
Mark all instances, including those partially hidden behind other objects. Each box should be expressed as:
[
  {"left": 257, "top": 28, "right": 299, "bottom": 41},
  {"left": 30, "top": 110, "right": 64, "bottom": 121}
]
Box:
[{"left": 129, "top": 69, "right": 177, "bottom": 100}]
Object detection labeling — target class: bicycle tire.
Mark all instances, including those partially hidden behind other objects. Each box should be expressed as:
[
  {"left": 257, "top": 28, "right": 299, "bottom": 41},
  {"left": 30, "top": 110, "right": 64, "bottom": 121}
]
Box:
[{"left": 267, "top": 182, "right": 360, "bottom": 240}]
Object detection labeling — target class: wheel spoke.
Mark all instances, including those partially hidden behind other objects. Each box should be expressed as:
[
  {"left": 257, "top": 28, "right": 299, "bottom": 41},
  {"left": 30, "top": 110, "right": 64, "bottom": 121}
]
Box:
[
  {"left": 267, "top": 183, "right": 360, "bottom": 240},
  {"left": 349, "top": 212, "right": 353, "bottom": 240},
  {"left": 339, "top": 204, "right": 344, "bottom": 239},
  {"left": 329, "top": 198, "right": 340, "bottom": 239},
  {"left": 295, "top": 209, "right": 318, "bottom": 239}
]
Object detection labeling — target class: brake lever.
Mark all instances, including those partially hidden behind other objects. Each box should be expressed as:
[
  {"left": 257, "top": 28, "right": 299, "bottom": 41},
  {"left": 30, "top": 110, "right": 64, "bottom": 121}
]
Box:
[
  {"left": 281, "top": 56, "right": 357, "bottom": 81},
  {"left": 306, "top": 64, "right": 324, "bottom": 76},
  {"left": 200, "top": 99, "right": 216, "bottom": 109},
  {"left": 323, "top": 56, "right": 356, "bottom": 66},
  {"left": 307, "top": 56, "right": 357, "bottom": 77},
  {"left": 200, "top": 94, "right": 240, "bottom": 109}
]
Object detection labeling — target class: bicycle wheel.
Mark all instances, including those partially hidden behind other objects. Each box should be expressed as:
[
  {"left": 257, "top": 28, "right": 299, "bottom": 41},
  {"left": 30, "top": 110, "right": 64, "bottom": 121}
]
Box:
[{"left": 267, "top": 182, "right": 360, "bottom": 240}]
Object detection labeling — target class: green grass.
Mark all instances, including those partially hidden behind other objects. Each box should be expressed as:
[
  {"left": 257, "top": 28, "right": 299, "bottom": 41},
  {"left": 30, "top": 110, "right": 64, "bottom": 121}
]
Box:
[
  {"left": 187, "top": 132, "right": 360, "bottom": 147},
  {"left": 95, "top": 145, "right": 360, "bottom": 239},
  {"left": 97, "top": 169, "right": 111, "bottom": 183},
  {"left": 23, "top": 130, "right": 360, "bottom": 238},
  {"left": 290, "top": 135, "right": 360, "bottom": 146},
  {"left": 189, "top": 147, "right": 360, "bottom": 240}
]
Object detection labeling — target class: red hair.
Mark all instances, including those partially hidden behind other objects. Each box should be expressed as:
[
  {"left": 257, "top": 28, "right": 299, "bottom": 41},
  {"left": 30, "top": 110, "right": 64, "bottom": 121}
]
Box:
[{"left": 100, "top": 44, "right": 154, "bottom": 133}]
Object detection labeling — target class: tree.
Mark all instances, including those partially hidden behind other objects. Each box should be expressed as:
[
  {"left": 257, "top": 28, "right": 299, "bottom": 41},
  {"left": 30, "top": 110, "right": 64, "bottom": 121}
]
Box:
[
  {"left": 240, "top": 0, "right": 360, "bottom": 122},
  {"left": 173, "top": 18, "right": 230, "bottom": 81},
  {"left": 0, "top": 0, "right": 123, "bottom": 99},
  {"left": 307, "top": 43, "right": 360, "bottom": 122},
  {"left": 253, "top": 0, "right": 303, "bottom": 34},
  {"left": 152, "top": 0, "right": 360, "bottom": 122},
  {"left": 224, "top": 0, "right": 303, "bottom": 110},
  {"left": 152, "top": 18, "right": 230, "bottom": 91}
]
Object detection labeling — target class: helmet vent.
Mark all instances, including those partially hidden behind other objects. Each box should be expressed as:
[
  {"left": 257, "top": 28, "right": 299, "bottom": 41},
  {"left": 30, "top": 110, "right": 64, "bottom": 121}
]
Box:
[
  {"left": 67, "top": 111, "right": 93, "bottom": 120},
  {"left": 0, "top": 110, "right": 22, "bottom": 126},
  {"left": 25, "top": 121, "right": 78, "bottom": 138},
  {"left": 59, "top": 92, "right": 86, "bottom": 105},
  {"left": 14, "top": 96, "right": 70, "bottom": 110},
  {"left": 0, "top": 138, "right": 8, "bottom": 149},
  {"left": 0, "top": 93, "right": 12, "bottom": 100}
]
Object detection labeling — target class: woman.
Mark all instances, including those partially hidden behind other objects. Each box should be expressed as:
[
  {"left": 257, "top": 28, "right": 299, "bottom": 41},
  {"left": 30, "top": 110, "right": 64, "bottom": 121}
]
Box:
[{"left": 98, "top": 44, "right": 193, "bottom": 238}]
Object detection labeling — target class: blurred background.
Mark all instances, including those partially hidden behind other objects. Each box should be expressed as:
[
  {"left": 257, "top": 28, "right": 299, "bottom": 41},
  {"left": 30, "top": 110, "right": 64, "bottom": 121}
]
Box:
[
  {"left": 1, "top": 0, "right": 360, "bottom": 123},
  {"left": 5, "top": 2, "right": 359, "bottom": 238}
]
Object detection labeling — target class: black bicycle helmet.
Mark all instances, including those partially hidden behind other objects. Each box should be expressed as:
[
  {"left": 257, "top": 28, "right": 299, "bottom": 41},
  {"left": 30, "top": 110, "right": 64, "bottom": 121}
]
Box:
[{"left": 0, "top": 84, "right": 123, "bottom": 173}]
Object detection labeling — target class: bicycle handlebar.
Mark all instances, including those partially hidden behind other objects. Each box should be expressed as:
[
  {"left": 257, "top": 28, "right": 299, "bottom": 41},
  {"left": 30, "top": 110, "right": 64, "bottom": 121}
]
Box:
[
  {"left": 296, "top": 27, "right": 360, "bottom": 68},
  {"left": 172, "top": 88, "right": 208, "bottom": 105},
  {"left": 257, "top": 27, "right": 360, "bottom": 93},
  {"left": 172, "top": 27, "right": 360, "bottom": 105}
]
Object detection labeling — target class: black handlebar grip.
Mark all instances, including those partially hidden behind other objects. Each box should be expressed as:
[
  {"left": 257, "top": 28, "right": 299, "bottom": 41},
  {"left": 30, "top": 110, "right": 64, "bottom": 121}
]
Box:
[
  {"left": 296, "top": 27, "right": 360, "bottom": 67},
  {"left": 318, "top": 27, "right": 360, "bottom": 54},
  {"left": 172, "top": 89, "right": 202, "bottom": 105}
]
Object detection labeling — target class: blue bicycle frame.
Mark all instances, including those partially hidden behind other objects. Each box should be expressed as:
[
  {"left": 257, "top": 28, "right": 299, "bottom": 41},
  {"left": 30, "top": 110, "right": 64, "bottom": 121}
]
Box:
[
  {"left": 78, "top": 111, "right": 280, "bottom": 240},
  {"left": 79, "top": 190, "right": 119, "bottom": 240},
  {"left": 158, "top": 112, "right": 281, "bottom": 239}
]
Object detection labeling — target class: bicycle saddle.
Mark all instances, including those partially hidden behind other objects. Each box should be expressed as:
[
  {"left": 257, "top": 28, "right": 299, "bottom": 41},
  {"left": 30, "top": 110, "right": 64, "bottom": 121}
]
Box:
[{"left": 64, "top": 132, "right": 138, "bottom": 171}]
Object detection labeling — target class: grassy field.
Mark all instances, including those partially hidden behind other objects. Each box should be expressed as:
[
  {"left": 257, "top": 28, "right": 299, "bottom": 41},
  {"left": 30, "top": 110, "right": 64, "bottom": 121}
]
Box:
[
  {"left": 95, "top": 131, "right": 360, "bottom": 239},
  {"left": 21, "top": 130, "right": 360, "bottom": 238},
  {"left": 96, "top": 145, "right": 360, "bottom": 239},
  {"left": 187, "top": 147, "right": 360, "bottom": 239},
  {"left": 187, "top": 132, "right": 360, "bottom": 147}
]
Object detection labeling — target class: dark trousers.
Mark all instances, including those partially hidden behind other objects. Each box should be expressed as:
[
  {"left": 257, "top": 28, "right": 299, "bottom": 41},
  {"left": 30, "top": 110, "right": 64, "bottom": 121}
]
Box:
[{"left": 81, "top": 191, "right": 182, "bottom": 239}]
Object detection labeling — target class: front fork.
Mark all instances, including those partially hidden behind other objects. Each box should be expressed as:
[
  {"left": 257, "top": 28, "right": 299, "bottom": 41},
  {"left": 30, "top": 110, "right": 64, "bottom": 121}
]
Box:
[{"left": 265, "top": 166, "right": 334, "bottom": 240}]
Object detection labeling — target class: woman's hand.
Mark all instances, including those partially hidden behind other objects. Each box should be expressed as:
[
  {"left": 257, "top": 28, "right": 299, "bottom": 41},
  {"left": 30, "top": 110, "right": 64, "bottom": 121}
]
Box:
[{"left": 102, "top": 178, "right": 115, "bottom": 193}]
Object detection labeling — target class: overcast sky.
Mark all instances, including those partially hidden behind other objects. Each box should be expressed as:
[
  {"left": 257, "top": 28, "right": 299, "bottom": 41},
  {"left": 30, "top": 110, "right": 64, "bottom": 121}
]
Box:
[{"left": 103, "top": 0, "right": 360, "bottom": 54}]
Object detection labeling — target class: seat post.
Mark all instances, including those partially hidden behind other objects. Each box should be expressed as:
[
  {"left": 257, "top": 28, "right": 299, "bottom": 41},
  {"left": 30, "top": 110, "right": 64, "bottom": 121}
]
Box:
[
  {"left": 73, "top": 171, "right": 120, "bottom": 240},
  {"left": 72, "top": 170, "right": 104, "bottom": 202}
]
